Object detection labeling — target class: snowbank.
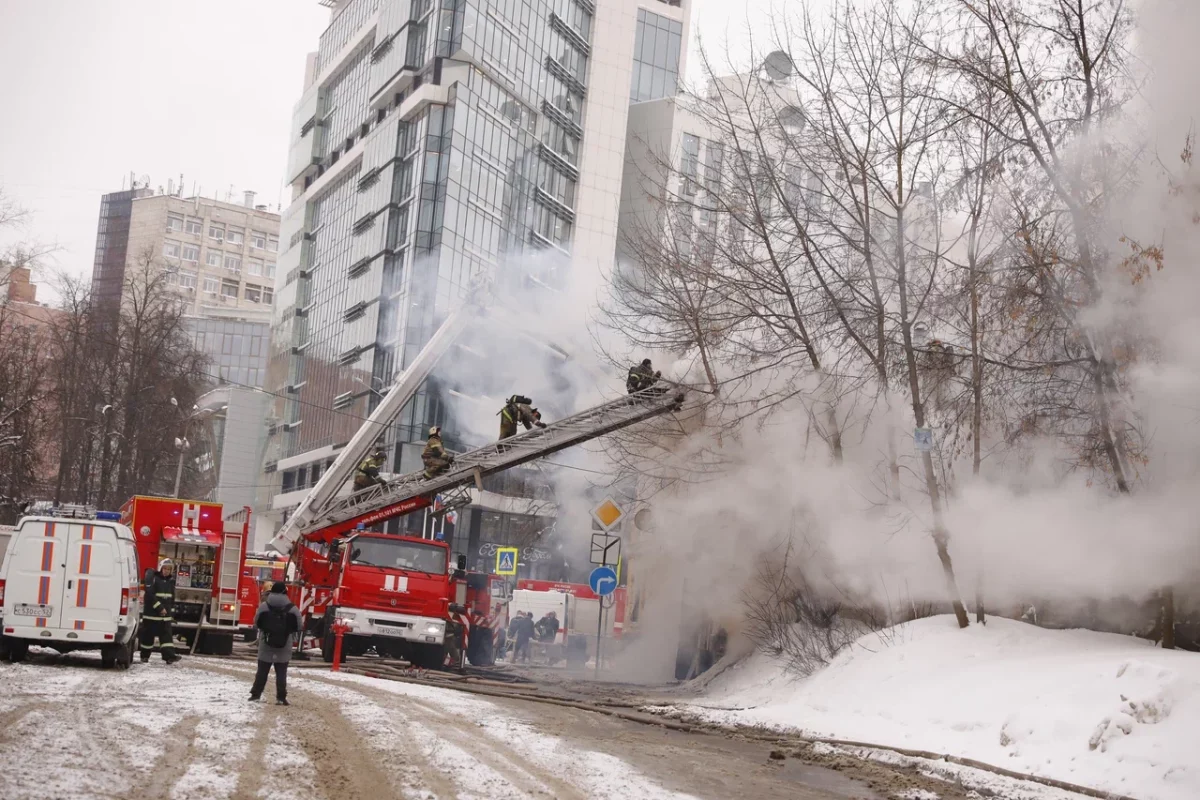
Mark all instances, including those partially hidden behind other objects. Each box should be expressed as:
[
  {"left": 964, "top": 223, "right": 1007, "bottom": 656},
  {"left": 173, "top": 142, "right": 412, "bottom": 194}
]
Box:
[{"left": 674, "top": 616, "right": 1200, "bottom": 800}]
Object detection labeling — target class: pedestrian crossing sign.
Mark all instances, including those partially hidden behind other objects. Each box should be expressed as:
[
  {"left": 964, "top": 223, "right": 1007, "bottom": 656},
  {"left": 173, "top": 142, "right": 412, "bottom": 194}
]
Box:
[{"left": 496, "top": 547, "right": 519, "bottom": 576}]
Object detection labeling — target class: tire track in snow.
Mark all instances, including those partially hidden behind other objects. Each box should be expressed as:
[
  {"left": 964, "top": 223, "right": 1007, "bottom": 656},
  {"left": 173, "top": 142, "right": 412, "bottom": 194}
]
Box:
[
  {"left": 141, "top": 714, "right": 202, "bottom": 800},
  {"left": 285, "top": 687, "right": 409, "bottom": 799},
  {"left": 196, "top": 661, "right": 459, "bottom": 799},
  {"left": 231, "top": 709, "right": 273, "bottom": 800},
  {"left": 301, "top": 672, "right": 587, "bottom": 800},
  {"left": 0, "top": 701, "right": 50, "bottom": 741}
]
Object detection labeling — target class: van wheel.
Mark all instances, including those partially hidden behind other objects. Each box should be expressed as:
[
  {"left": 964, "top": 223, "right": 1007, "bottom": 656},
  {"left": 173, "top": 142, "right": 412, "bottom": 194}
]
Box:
[
  {"left": 101, "top": 646, "right": 118, "bottom": 669},
  {"left": 7, "top": 640, "right": 28, "bottom": 663}
]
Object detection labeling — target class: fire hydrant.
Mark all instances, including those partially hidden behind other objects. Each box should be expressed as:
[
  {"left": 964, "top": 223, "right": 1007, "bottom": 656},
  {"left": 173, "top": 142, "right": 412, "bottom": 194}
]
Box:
[{"left": 330, "top": 619, "right": 352, "bottom": 672}]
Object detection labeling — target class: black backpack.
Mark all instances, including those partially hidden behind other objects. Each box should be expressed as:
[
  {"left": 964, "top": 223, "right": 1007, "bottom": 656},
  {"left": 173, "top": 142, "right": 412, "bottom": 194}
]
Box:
[{"left": 258, "top": 602, "right": 297, "bottom": 648}]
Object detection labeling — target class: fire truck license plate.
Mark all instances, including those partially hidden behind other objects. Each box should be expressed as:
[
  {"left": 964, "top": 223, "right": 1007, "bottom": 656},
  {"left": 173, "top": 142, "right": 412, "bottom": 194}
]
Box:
[
  {"left": 13, "top": 604, "right": 53, "bottom": 618},
  {"left": 376, "top": 626, "right": 407, "bottom": 637}
]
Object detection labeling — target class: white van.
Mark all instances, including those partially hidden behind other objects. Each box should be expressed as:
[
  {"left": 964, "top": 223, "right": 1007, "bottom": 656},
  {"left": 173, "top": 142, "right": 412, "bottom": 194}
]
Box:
[{"left": 0, "top": 512, "right": 141, "bottom": 668}]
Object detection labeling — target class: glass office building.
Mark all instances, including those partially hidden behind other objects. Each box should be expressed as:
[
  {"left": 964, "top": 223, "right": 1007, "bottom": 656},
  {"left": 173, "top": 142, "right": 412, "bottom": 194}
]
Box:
[{"left": 265, "top": 0, "right": 690, "bottom": 557}]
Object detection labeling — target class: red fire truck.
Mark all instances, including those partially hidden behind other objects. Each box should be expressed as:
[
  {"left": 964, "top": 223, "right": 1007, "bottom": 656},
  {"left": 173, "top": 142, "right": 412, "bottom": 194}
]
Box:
[
  {"left": 265, "top": 291, "right": 685, "bottom": 671},
  {"left": 237, "top": 552, "right": 288, "bottom": 639},
  {"left": 296, "top": 526, "right": 507, "bottom": 668},
  {"left": 119, "top": 496, "right": 249, "bottom": 655}
]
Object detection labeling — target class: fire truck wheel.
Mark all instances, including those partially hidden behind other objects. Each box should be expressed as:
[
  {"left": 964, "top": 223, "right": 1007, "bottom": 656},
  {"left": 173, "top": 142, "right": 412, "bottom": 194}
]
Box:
[
  {"left": 243, "top": 628, "right": 258, "bottom": 643},
  {"left": 411, "top": 643, "right": 445, "bottom": 670}
]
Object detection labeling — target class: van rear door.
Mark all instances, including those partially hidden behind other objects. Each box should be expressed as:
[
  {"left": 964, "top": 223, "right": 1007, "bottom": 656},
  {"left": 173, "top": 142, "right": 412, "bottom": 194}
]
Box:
[
  {"left": 58, "top": 523, "right": 123, "bottom": 635},
  {"left": 5, "top": 519, "right": 67, "bottom": 632}
]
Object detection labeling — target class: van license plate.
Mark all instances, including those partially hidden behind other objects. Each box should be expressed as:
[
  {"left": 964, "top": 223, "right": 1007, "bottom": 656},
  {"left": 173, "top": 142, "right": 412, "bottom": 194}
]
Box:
[{"left": 13, "top": 604, "right": 53, "bottom": 618}]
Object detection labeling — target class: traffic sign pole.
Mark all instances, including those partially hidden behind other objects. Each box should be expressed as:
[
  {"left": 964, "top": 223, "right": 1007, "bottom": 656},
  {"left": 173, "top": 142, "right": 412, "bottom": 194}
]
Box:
[
  {"left": 588, "top": 566, "right": 618, "bottom": 678},
  {"left": 595, "top": 597, "right": 603, "bottom": 677}
]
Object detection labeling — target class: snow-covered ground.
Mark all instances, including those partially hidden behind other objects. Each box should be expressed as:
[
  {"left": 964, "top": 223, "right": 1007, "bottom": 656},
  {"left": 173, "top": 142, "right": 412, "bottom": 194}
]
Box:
[
  {"left": 0, "top": 651, "right": 704, "bottom": 800},
  {"left": 668, "top": 616, "right": 1200, "bottom": 800}
]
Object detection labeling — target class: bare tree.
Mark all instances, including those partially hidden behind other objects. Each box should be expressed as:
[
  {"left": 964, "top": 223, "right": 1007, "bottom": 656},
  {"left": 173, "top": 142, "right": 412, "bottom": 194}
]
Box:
[{"left": 47, "top": 249, "right": 210, "bottom": 508}]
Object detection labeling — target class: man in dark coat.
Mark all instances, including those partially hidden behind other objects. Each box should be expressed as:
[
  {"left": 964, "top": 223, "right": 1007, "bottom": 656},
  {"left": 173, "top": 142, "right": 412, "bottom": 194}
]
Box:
[
  {"left": 513, "top": 611, "right": 535, "bottom": 663},
  {"left": 249, "top": 582, "right": 303, "bottom": 705},
  {"left": 535, "top": 611, "right": 560, "bottom": 643},
  {"left": 140, "top": 558, "right": 180, "bottom": 663}
]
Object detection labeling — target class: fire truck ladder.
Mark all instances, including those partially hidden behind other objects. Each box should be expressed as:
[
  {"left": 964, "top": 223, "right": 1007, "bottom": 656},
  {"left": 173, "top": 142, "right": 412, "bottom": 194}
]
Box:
[{"left": 296, "top": 386, "right": 685, "bottom": 541}]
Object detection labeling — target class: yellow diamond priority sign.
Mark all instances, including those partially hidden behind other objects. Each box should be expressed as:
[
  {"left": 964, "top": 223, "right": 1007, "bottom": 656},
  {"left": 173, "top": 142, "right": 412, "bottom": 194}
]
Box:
[{"left": 592, "top": 497, "right": 624, "bottom": 531}]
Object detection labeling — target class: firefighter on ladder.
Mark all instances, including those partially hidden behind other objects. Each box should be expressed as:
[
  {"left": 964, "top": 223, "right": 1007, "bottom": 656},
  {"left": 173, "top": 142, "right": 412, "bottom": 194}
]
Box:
[
  {"left": 626, "top": 359, "right": 661, "bottom": 394},
  {"left": 140, "top": 558, "right": 180, "bottom": 663},
  {"left": 422, "top": 426, "right": 454, "bottom": 479},
  {"left": 498, "top": 395, "right": 546, "bottom": 440},
  {"left": 353, "top": 448, "right": 388, "bottom": 491}
]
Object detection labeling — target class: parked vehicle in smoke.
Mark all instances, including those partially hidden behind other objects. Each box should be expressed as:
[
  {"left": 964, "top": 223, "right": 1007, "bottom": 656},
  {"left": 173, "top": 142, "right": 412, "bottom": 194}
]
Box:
[{"left": 0, "top": 506, "right": 141, "bottom": 668}]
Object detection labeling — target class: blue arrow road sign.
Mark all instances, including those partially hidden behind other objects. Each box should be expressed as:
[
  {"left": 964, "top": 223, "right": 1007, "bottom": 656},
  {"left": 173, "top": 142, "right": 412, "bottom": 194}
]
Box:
[{"left": 589, "top": 566, "right": 618, "bottom": 597}]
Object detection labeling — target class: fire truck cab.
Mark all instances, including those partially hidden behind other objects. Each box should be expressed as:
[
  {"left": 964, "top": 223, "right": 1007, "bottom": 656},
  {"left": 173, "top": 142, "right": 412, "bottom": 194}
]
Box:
[{"left": 316, "top": 531, "right": 463, "bottom": 668}]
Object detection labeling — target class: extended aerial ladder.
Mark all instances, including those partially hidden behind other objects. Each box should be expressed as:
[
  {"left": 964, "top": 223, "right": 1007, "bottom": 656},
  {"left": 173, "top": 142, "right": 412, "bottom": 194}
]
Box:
[{"left": 267, "top": 285, "right": 684, "bottom": 555}]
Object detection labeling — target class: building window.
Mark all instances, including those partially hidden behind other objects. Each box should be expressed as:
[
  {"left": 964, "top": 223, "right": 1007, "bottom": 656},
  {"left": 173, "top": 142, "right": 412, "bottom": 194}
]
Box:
[
  {"left": 251, "top": 230, "right": 268, "bottom": 249},
  {"left": 224, "top": 255, "right": 242, "bottom": 273},
  {"left": 705, "top": 141, "right": 724, "bottom": 192},
  {"left": 630, "top": 9, "right": 683, "bottom": 102},
  {"left": 206, "top": 250, "right": 223, "bottom": 267},
  {"left": 227, "top": 226, "right": 245, "bottom": 246},
  {"left": 263, "top": 287, "right": 274, "bottom": 305},
  {"left": 203, "top": 276, "right": 219, "bottom": 295},
  {"left": 248, "top": 258, "right": 264, "bottom": 276},
  {"left": 267, "top": 235, "right": 279, "bottom": 252},
  {"left": 244, "top": 283, "right": 263, "bottom": 303},
  {"left": 209, "top": 223, "right": 225, "bottom": 242},
  {"left": 178, "top": 270, "right": 198, "bottom": 289},
  {"left": 221, "top": 279, "right": 239, "bottom": 298},
  {"left": 166, "top": 214, "right": 184, "bottom": 233},
  {"left": 186, "top": 217, "right": 203, "bottom": 235},
  {"left": 182, "top": 244, "right": 200, "bottom": 263},
  {"left": 266, "top": 262, "right": 276, "bottom": 279},
  {"left": 163, "top": 240, "right": 181, "bottom": 259},
  {"left": 681, "top": 133, "right": 700, "bottom": 195}
]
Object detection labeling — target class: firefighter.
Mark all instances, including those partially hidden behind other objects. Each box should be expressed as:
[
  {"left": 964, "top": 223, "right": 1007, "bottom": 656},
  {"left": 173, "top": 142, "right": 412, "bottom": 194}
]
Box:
[
  {"left": 626, "top": 359, "right": 661, "bottom": 394},
  {"left": 498, "top": 395, "right": 547, "bottom": 440},
  {"left": 422, "top": 426, "right": 454, "bottom": 479},
  {"left": 354, "top": 448, "right": 387, "bottom": 491},
  {"left": 140, "top": 558, "right": 180, "bottom": 663}
]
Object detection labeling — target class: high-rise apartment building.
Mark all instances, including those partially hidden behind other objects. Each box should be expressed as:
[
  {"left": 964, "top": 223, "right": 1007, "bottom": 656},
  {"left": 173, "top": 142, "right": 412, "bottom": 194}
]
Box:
[
  {"left": 91, "top": 187, "right": 281, "bottom": 318},
  {"left": 90, "top": 184, "right": 282, "bottom": 392},
  {"left": 264, "top": 0, "right": 692, "bottom": 554}
]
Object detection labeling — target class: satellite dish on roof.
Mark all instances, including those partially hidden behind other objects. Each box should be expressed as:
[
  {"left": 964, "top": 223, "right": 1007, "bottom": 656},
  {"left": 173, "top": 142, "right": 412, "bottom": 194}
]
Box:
[{"left": 762, "top": 50, "right": 795, "bottom": 81}]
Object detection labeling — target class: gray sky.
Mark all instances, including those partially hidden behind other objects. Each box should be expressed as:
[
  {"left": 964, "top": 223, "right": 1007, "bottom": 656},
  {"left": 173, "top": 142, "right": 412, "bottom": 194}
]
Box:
[
  {"left": 0, "top": 0, "right": 755, "bottom": 293},
  {"left": 0, "top": 0, "right": 329, "bottom": 288}
]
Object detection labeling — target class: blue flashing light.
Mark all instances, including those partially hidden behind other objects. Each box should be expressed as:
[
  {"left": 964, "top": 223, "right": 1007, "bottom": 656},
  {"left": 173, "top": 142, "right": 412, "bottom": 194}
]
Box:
[{"left": 95, "top": 511, "right": 122, "bottom": 521}]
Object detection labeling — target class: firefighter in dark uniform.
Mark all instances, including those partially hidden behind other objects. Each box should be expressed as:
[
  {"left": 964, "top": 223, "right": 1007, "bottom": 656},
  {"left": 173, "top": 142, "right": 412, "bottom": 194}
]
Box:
[
  {"left": 140, "top": 558, "right": 180, "bottom": 663},
  {"left": 498, "top": 395, "right": 546, "bottom": 440},
  {"left": 353, "top": 448, "right": 387, "bottom": 491},
  {"left": 626, "top": 359, "right": 661, "bottom": 394},
  {"left": 422, "top": 426, "right": 454, "bottom": 479}
]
